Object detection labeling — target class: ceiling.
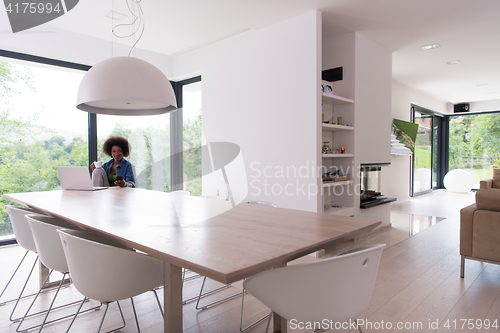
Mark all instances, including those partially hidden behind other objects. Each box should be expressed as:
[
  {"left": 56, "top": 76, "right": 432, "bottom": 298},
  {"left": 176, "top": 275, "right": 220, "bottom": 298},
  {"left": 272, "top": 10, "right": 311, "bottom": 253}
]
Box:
[{"left": 19, "top": 0, "right": 500, "bottom": 104}]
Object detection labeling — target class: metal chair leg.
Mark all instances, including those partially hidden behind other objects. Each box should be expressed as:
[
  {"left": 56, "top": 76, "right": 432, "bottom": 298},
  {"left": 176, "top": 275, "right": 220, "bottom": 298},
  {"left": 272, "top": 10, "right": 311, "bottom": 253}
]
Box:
[
  {"left": 29, "top": 272, "right": 68, "bottom": 333},
  {"left": 264, "top": 311, "right": 272, "bottom": 333},
  {"left": 96, "top": 301, "right": 126, "bottom": 333},
  {"left": 194, "top": 276, "right": 241, "bottom": 310},
  {"left": 10, "top": 255, "right": 39, "bottom": 321},
  {"left": 0, "top": 250, "right": 29, "bottom": 306},
  {"left": 130, "top": 297, "right": 140, "bottom": 333},
  {"left": 239, "top": 288, "right": 271, "bottom": 332},
  {"left": 16, "top": 271, "right": 99, "bottom": 332},
  {"left": 152, "top": 288, "right": 163, "bottom": 317}
]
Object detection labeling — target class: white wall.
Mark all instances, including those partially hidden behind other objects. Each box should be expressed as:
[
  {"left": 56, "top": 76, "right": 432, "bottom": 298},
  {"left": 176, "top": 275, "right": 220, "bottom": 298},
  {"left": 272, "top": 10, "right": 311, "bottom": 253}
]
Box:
[
  {"left": 469, "top": 99, "right": 500, "bottom": 112},
  {"left": 176, "top": 10, "right": 322, "bottom": 211},
  {"left": 354, "top": 33, "right": 392, "bottom": 166},
  {"left": 382, "top": 80, "right": 448, "bottom": 201},
  {"left": 353, "top": 33, "right": 392, "bottom": 226}
]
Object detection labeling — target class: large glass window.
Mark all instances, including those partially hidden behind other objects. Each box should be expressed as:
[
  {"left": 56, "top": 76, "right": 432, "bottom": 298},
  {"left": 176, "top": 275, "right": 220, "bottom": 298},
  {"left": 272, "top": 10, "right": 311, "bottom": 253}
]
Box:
[
  {"left": 448, "top": 112, "right": 500, "bottom": 188},
  {"left": 96, "top": 113, "right": 171, "bottom": 191},
  {"left": 182, "top": 81, "right": 202, "bottom": 196},
  {"left": 0, "top": 52, "right": 202, "bottom": 245},
  {"left": 0, "top": 57, "right": 88, "bottom": 241}
]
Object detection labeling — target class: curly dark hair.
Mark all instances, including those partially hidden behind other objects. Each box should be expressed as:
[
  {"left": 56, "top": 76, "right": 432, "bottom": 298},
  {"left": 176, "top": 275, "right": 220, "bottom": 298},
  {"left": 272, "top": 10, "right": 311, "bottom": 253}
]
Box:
[{"left": 102, "top": 136, "right": 131, "bottom": 157}]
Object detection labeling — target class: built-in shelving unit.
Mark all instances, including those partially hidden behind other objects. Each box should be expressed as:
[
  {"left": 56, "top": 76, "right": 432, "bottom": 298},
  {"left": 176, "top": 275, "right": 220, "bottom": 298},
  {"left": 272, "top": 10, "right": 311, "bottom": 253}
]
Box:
[
  {"left": 321, "top": 90, "right": 355, "bottom": 216},
  {"left": 322, "top": 180, "right": 354, "bottom": 188},
  {"left": 322, "top": 153, "right": 354, "bottom": 158},
  {"left": 322, "top": 124, "right": 354, "bottom": 132},
  {"left": 322, "top": 93, "right": 354, "bottom": 105}
]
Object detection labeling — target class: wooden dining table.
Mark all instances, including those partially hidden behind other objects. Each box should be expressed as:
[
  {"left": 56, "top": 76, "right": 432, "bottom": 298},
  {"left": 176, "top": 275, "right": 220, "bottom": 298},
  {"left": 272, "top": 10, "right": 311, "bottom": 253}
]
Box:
[{"left": 5, "top": 187, "right": 380, "bottom": 332}]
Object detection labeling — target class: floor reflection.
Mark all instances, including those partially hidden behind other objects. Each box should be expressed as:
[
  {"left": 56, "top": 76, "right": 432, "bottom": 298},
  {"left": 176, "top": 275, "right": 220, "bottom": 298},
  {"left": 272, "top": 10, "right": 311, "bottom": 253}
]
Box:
[{"left": 391, "top": 211, "right": 446, "bottom": 237}]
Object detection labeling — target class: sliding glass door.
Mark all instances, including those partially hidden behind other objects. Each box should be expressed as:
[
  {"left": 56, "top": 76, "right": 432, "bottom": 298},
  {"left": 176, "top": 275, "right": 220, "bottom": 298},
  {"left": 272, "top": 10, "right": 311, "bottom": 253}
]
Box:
[
  {"left": 413, "top": 110, "right": 433, "bottom": 194},
  {"left": 411, "top": 106, "right": 444, "bottom": 196}
]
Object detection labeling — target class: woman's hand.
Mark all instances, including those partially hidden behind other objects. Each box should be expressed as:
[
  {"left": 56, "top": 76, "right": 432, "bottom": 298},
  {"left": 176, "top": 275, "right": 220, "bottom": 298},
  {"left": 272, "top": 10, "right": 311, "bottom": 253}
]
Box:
[
  {"left": 115, "top": 180, "right": 126, "bottom": 187},
  {"left": 90, "top": 161, "right": 96, "bottom": 171}
]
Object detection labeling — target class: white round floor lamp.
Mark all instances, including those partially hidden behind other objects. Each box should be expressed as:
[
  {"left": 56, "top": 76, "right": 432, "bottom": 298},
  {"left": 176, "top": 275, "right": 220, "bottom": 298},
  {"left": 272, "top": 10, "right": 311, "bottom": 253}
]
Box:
[{"left": 444, "top": 169, "right": 474, "bottom": 193}]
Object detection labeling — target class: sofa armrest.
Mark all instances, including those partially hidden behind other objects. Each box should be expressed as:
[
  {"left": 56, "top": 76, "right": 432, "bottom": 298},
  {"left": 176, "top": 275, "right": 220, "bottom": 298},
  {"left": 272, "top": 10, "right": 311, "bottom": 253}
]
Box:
[
  {"left": 480, "top": 179, "right": 493, "bottom": 189},
  {"left": 476, "top": 189, "right": 500, "bottom": 211},
  {"left": 460, "top": 203, "right": 477, "bottom": 256}
]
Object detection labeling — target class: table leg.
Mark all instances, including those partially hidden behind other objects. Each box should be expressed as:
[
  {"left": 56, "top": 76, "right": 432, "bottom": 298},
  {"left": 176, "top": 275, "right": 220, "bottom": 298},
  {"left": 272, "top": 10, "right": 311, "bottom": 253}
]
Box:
[
  {"left": 164, "top": 262, "right": 183, "bottom": 332},
  {"left": 39, "top": 261, "right": 49, "bottom": 288},
  {"left": 272, "top": 312, "right": 288, "bottom": 333},
  {"left": 272, "top": 262, "right": 287, "bottom": 333}
]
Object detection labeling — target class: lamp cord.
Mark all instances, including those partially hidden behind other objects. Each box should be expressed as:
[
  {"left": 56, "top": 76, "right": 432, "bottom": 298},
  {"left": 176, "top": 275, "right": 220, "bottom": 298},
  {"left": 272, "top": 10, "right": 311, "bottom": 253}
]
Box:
[{"left": 112, "top": 0, "right": 145, "bottom": 57}]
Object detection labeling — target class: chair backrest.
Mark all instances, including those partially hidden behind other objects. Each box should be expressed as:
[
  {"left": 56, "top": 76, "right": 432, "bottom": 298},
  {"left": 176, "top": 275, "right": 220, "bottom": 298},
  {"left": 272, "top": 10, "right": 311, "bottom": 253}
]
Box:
[
  {"left": 5, "top": 205, "right": 44, "bottom": 253},
  {"left": 243, "top": 244, "right": 385, "bottom": 324},
  {"left": 58, "top": 229, "right": 164, "bottom": 303},
  {"left": 26, "top": 215, "right": 78, "bottom": 273},
  {"left": 200, "top": 194, "right": 222, "bottom": 200},
  {"left": 246, "top": 201, "right": 277, "bottom": 207}
]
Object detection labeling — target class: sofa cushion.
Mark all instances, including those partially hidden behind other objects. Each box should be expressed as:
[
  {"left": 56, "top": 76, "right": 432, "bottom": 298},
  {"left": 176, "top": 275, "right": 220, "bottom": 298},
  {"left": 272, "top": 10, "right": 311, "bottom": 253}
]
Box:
[{"left": 475, "top": 189, "right": 500, "bottom": 212}]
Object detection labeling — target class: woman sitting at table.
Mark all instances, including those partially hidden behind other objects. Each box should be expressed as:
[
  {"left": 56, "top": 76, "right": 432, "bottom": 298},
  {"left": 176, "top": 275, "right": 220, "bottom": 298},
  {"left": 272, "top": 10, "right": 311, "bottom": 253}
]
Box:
[{"left": 90, "top": 136, "right": 135, "bottom": 188}]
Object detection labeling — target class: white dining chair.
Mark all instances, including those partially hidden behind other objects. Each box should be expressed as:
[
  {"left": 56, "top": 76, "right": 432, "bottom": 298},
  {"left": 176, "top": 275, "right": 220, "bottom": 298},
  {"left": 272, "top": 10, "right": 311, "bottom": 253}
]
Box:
[
  {"left": 21, "top": 215, "right": 100, "bottom": 332},
  {"left": 242, "top": 244, "right": 385, "bottom": 333},
  {"left": 193, "top": 200, "right": 279, "bottom": 311},
  {"left": 171, "top": 190, "right": 190, "bottom": 196},
  {"left": 58, "top": 229, "right": 164, "bottom": 333},
  {"left": 2, "top": 205, "right": 45, "bottom": 321}
]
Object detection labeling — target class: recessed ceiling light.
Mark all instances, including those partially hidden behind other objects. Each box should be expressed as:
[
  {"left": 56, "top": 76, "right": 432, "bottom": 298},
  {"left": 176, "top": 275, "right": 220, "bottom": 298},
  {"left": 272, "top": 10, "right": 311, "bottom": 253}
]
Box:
[
  {"left": 446, "top": 60, "right": 461, "bottom": 65},
  {"left": 422, "top": 43, "right": 440, "bottom": 50},
  {"left": 105, "top": 10, "right": 128, "bottom": 20},
  {"left": 476, "top": 83, "right": 488, "bottom": 87}
]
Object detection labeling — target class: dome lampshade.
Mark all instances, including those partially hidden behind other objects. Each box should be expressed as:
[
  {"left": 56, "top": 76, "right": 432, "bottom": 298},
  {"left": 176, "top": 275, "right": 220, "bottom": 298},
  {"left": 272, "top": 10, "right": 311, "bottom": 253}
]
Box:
[{"left": 76, "top": 57, "right": 177, "bottom": 116}]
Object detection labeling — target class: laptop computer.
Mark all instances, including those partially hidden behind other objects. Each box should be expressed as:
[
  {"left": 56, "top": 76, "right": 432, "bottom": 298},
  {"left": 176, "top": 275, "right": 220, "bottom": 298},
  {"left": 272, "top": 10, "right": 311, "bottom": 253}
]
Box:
[{"left": 57, "top": 166, "right": 108, "bottom": 191}]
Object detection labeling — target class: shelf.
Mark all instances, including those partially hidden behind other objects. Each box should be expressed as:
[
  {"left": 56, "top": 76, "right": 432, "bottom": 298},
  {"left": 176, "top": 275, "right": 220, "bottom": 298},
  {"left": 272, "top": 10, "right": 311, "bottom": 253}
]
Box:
[
  {"left": 322, "top": 154, "right": 354, "bottom": 158},
  {"left": 324, "top": 206, "right": 354, "bottom": 217},
  {"left": 322, "top": 93, "right": 354, "bottom": 105},
  {"left": 322, "top": 180, "right": 354, "bottom": 188},
  {"left": 322, "top": 123, "right": 354, "bottom": 132}
]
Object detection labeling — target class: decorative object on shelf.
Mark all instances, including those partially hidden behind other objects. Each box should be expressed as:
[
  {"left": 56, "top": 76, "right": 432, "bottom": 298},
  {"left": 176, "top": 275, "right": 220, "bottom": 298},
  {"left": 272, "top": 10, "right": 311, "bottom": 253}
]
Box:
[
  {"left": 322, "top": 142, "right": 330, "bottom": 154},
  {"left": 321, "top": 84, "right": 333, "bottom": 93},
  {"left": 444, "top": 169, "right": 474, "bottom": 193},
  {"left": 76, "top": 0, "right": 177, "bottom": 116},
  {"left": 322, "top": 67, "right": 343, "bottom": 82},
  {"left": 341, "top": 145, "right": 345, "bottom": 154},
  {"left": 322, "top": 171, "right": 349, "bottom": 183},
  {"left": 337, "top": 116, "right": 342, "bottom": 125}
]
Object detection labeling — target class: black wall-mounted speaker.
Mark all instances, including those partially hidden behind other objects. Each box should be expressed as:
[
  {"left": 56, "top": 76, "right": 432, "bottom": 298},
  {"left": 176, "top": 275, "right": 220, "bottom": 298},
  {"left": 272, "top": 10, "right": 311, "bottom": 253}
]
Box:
[
  {"left": 454, "top": 103, "right": 470, "bottom": 113},
  {"left": 322, "top": 67, "right": 343, "bottom": 82}
]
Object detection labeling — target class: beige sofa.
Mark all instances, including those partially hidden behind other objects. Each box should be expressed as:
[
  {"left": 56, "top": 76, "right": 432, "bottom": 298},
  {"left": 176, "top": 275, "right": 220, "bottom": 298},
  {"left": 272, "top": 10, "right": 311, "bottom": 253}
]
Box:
[
  {"left": 479, "top": 168, "right": 500, "bottom": 189},
  {"left": 460, "top": 188, "right": 500, "bottom": 277}
]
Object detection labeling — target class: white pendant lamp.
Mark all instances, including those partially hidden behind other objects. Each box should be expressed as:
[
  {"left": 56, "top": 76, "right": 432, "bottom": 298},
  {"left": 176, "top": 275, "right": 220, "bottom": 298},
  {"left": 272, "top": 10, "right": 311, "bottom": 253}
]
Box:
[{"left": 77, "top": 56, "right": 177, "bottom": 116}]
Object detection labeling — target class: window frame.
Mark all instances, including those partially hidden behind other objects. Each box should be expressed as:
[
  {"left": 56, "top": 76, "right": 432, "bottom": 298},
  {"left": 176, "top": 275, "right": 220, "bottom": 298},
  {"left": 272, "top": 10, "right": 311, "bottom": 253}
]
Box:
[{"left": 0, "top": 49, "right": 200, "bottom": 246}]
